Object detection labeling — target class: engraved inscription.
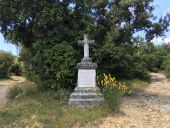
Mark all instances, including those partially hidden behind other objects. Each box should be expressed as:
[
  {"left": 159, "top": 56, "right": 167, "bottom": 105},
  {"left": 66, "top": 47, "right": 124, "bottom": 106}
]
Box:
[{"left": 78, "top": 69, "right": 96, "bottom": 87}]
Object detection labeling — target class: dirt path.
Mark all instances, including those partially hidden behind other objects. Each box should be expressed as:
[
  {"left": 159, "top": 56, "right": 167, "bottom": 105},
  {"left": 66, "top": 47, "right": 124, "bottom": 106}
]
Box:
[
  {"left": 0, "top": 76, "right": 25, "bottom": 106},
  {"left": 0, "top": 83, "right": 9, "bottom": 105},
  {"left": 86, "top": 73, "right": 170, "bottom": 128}
]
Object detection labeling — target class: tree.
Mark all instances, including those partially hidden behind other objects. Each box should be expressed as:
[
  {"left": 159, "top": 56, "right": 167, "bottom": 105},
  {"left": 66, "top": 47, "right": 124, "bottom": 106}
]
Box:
[
  {"left": 163, "top": 54, "right": 170, "bottom": 78},
  {"left": 0, "top": 51, "right": 14, "bottom": 78},
  {"left": 10, "top": 56, "right": 23, "bottom": 76},
  {"left": 0, "top": 0, "right": 170, "bottom": 88}
]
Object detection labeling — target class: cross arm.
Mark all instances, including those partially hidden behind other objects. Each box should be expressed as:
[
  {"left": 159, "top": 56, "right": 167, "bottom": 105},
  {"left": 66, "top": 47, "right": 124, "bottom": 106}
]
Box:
[
  {"left": 89, "top": 40, "right": 95, "bottom": 45},
  {"left": 78, "top": 40, "right": 84, "bottom": 46}
]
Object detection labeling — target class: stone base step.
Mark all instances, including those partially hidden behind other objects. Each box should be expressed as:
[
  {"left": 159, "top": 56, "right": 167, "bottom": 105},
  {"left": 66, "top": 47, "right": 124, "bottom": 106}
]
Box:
[
  {"left": 74, "top": 87, "right": 101, "bottom": 93},
  {"left": 69, "top": 87, "right": 104, "bottom": 107},
  {"left": 69, "top": 98, "right": 104, "bottom": 107},
  {"left": 70, "top": 92, "right": 103, "bottom": 99}
]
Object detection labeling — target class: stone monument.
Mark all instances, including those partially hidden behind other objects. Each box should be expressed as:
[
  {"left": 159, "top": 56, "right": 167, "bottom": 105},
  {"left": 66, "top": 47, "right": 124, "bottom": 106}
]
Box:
[{"left": 69, "top": 34, "right": 103, "bottom": 107}]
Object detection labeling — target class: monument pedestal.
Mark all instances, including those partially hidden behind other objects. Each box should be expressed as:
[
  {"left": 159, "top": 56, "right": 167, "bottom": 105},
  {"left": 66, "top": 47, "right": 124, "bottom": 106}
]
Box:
[
  {"left": 69, "top": 61, "right": 104, "bottom": 107},
  {"left": 69, "top": 34, "right": 103, "bottom": 107}
]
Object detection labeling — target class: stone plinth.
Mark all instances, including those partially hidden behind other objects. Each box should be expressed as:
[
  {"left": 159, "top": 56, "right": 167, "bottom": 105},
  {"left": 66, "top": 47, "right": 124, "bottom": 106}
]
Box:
[
  {"left": 77, "top": 62, "right": 97, "bottom": 88},
  {"left": 69, "top": 87, "right": 104, "bottom": 107},
  {"left": 69, "top": 34, "right": 103, "bottom": 107},
  {"left": 69, "top": 61, "right": 104, "bottom": 107}
]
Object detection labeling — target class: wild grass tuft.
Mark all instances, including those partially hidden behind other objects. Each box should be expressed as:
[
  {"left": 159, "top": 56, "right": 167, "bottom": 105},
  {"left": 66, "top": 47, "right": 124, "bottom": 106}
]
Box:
[
  {"left": 1, "top": 81, "right": 109, "bottom": 128},
  {"left": 7, "top": 85, "right": 23, "bottom": 99}
]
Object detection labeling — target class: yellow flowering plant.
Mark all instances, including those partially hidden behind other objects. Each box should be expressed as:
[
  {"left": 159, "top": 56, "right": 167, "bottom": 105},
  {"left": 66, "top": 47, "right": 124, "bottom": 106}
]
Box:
[
  {"left": 98, "top": 73, "right": 131, "bottom": 96},
  {"left": 98, "top": 73, "right": 131, "bottom": 111}
]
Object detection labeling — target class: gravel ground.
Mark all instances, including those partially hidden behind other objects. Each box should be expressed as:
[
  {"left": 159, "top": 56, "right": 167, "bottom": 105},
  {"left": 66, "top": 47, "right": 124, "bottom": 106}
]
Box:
[
  {"left": 0, "top": 84, "right": 9, "bottom": 105},
  {"left": 82, "top": 73, "right": 170, "bottom": 128}
]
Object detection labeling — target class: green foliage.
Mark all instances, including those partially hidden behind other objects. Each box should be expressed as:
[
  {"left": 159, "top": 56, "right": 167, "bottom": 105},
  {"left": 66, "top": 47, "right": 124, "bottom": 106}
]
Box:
[
  {"left": 140, "top": 43, "right": 170, "bottom": 74},
  {"left": 0, "top": 51, "right": 14, "bottom": 78},
  {"left": 1, "top": 81, "right": 109, "bottom": 127},
  {"left": 102, "top": 87, "right": 122, "bottom": 112},
  {"left": 7, "top": 86, "right": 23, "bottom": 99},
  {"left": 19, "top": 48, "right": 36, "bottom": 80},
  {"left": 95, "top": 41, "right": 148, "bottom": 79},
  {"left": 21, "top": 42, "right": 77, "bottom": 89},
  {"left": 98, "top": 74, "right": 131, "bottom": 112},
  {"left": 0, "top": 0, "right": 170, "bottom": 89},
  {"left": 10, "top": 57, "right": 23, "bottom": 76},
  {"left": 163, "top": 54, "right": 170, "bottom": 78}
]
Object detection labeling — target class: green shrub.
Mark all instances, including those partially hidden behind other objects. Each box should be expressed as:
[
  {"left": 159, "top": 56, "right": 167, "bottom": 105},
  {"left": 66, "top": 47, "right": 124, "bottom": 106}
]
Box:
[
  {"left": 7, "top": 86, "right": 23, "bottom": 99},
  {"left": 0, "top": 51, "right": 14, "bottom": 78},
  {"left": 95, "top": 43, "right": 148, "bottom": 79},
  {"left": 20, "top": 42, "right": 77, "bottom": 90},
  {"left": 20, "top": 81, "right": 37, "bottom": 96},
  {"left": 163, "top": 54, "right": 170, "bottom": 78},
  {"left": 10, "top": 57, "right": 23, "bottom": 76},
  {"left": 98, "top": 74, "right": 131, "bottom": 112}
]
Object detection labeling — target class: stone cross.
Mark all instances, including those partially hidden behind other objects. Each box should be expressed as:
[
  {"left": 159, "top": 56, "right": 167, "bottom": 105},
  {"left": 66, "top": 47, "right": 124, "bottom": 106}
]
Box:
[
  {"left": 78, "top": 34, "right": 95, "bottom": 58},
  {"left": 69, "top": 34, "right": 103, "bottom": 107}
]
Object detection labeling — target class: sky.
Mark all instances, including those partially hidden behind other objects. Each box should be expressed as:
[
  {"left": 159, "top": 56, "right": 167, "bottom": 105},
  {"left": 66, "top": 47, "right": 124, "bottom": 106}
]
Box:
[{"left": 0, "top": 0, "right": 170, "bottom": 55}]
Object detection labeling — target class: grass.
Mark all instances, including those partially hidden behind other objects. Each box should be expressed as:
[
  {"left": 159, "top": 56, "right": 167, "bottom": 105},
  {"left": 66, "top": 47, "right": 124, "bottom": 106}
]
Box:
[
  {"left": 0, "top": 77, "right": 150, "bottom": 128},
  {"left": 0, "top": 78, "right": 9, "bottom": 83},
  {"left": 0, "top": 81, "right": 109, "bottom": 128},
  {"left": 159, "top": 70, "right": 170, "bottom": 79},
  {"left": 0, "top": 76, "right": 24, "bottom": 86},
  {"left": 120, "top": 74, "right": 151, "bottom": 88},
  {"left": 124, "top": 79, "right": 150, "bottom": 87}
]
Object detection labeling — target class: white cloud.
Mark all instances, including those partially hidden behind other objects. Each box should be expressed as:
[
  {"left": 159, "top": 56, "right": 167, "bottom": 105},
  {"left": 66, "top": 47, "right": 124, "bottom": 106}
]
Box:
[{"left": 152, "top": 36, "right": 170, "bottom": 45}]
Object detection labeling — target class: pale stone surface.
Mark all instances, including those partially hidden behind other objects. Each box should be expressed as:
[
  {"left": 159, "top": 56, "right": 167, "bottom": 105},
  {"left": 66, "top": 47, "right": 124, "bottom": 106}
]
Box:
[
  {"left": 78, "top": 34, "right": 94, "bottom": 61},
  {"left": 69, "top": 34, "right": 103, "bottom": 107},
  {"left": 69, "top": 87, "right": 104, "bottom": 107},
  {"left": 78, "top": 69, "right": 96, "bottom": 88}
]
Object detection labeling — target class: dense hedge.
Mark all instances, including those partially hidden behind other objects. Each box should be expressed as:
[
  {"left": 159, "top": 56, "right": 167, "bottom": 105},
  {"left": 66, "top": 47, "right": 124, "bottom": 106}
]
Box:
[
  {"left": 163, "top": 54, "right": 170, "bottom": 78},
  {"left": 0, "top": 51, "right": 14, "bottom": 78},
  {"left": 0, "top": 1, "right": 170, "bottom": 89},
  {"left": 21, "top": 41, "right": 77, "bottom": 90},
  {"left": 10, "top": 57, "right": 23, "bottom": 76}
]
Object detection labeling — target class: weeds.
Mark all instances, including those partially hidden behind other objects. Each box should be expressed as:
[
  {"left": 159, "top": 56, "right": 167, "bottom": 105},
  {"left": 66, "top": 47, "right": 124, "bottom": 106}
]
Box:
[
  {"left": 1, "top": 81, "right": 108, "bottom": 128},
  {"left": 98, "top": 74, "right": 131, "bottom": 112},
  {"left": 7, "top": 86, "right": 23, "bottom": 99}
]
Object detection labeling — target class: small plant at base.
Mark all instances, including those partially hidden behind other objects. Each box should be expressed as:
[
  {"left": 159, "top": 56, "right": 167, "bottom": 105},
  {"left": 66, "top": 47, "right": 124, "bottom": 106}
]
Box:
[
  {"left": 53, "top": 89, "right": 71, "bottom": 103},
  {"left": 7, "top": 86, "right": 23, "bottom": 99},
  {"left": 98, "top": 74, "right": 131, "bottom": 112}
]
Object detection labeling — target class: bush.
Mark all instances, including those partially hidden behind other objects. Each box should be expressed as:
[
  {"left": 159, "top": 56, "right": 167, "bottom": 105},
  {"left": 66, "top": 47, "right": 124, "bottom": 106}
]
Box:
[
  {"left": 95, "top": 42, "right": 148, "bottom": 79},
  {"left": 0, "top": 51, "right": 14, "bottom": 78},
  {"left": 10, "top": 57, "right": 23, "bottom": 76},
  {"left": 98, "top": 74, "right": 131, "bottom": 112},
  {"left": 163, "top": 54, "right": 170, "bottom": 78},
  {"left": 20, "top": 41, "right": 77, "bottom": 90},
  {"left": 7, "top": 86, "right": 23, "bottom": 99}
]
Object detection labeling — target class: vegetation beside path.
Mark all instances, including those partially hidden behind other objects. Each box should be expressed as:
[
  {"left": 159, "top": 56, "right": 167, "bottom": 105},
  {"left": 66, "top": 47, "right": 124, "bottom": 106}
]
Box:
[
  {"left": 0, "top": 76, "right": 25, "bottom": 105},
  {"left": 95, "top": 73, "right": 170, "bottom": 128},
  {"left": 0, "top": 77, "right": 149, "bottom": 128},
  {"left": 0, "top": 81, "right": 109, "bottom": 128}
]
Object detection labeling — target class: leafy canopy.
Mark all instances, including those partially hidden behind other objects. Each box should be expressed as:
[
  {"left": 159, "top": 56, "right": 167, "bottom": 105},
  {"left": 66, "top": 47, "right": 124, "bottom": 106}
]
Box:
[{"left": 0, "top": 0, "right": 170, "bottom": 88}]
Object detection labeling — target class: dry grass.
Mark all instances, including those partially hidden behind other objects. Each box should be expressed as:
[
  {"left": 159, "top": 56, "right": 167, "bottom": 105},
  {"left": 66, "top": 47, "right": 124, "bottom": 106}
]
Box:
[
  {"left": 0, "top": 81, "right": 109, "bottom": 128},
  {"left": 0, "top": 76, "right": 25, "bottom": 85}
]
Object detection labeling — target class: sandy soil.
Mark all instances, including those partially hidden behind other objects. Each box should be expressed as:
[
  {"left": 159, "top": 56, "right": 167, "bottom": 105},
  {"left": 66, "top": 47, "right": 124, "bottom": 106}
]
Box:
[
  {"left": 83, "top": 73, "right": 170, "bottom": 128},
  {"left": 1, "top": 74, "right": 170, "bottom": 127}
]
